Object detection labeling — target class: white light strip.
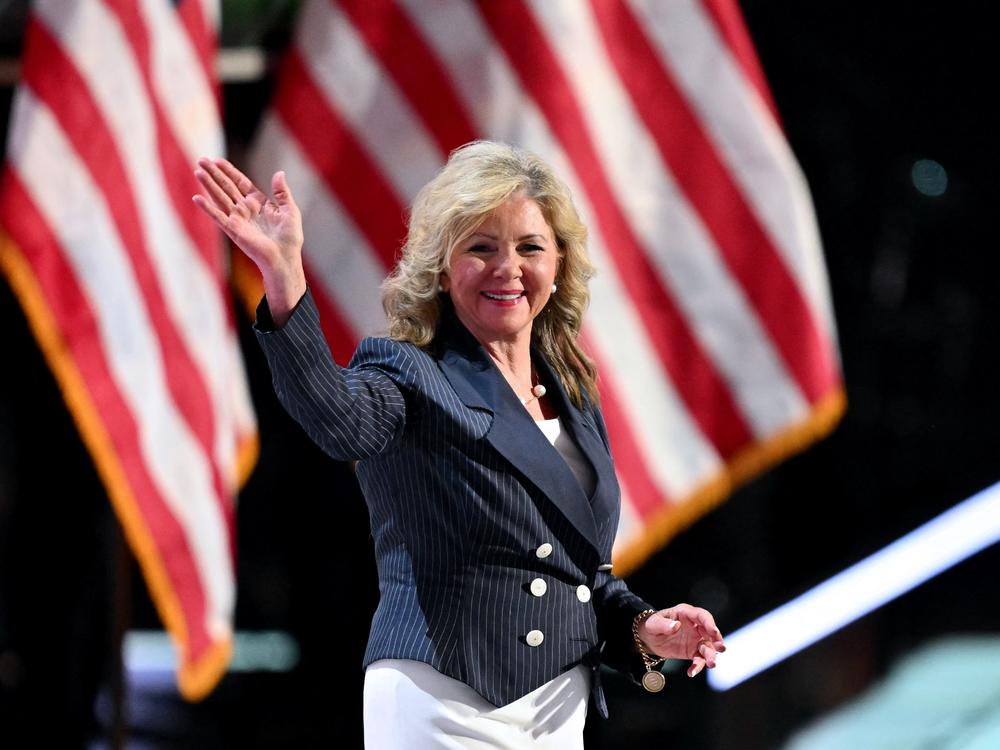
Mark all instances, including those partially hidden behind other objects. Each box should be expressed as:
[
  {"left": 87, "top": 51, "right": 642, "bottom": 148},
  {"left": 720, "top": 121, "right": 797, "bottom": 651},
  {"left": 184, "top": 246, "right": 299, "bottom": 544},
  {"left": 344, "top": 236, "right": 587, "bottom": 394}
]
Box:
[
  {"left": 125, "top": 630, "right": 300, "bottom": 674},
  {"left": 0, "top": 50, "right": 268, "bottom": 87},
  {"left": 216, "top": 47, "right": 267, "bottom": 83},
  {"left": 709, "top": 480, "right": 1000, "bottom": 690}
]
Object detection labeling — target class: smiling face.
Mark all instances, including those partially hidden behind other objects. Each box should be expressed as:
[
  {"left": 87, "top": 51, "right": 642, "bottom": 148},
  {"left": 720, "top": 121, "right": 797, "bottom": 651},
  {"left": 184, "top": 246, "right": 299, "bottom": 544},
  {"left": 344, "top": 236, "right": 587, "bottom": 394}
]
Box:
[{"left": 440, "top": 192, "right": 560, "bottom": 348}]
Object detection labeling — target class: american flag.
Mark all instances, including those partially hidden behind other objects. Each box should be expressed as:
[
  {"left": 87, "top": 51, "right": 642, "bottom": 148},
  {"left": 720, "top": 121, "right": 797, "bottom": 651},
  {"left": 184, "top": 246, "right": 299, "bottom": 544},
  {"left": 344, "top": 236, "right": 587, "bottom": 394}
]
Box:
[
  {"left": 242, "top": 0, "right": 844, "bottom": 573},
  {"left": 0, "top": 0, "right": 256, "bottom": 698}
]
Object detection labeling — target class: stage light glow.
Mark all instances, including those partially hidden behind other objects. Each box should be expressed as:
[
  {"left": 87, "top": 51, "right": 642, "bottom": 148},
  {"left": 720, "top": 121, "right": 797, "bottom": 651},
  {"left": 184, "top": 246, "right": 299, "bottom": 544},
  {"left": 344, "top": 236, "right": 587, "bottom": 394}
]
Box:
[
  {"left": 125, "top": 630, "right": 299, "bottom": 674},
  {"left": 708, "top": 480, "right": 1000, "bottom": 691}
]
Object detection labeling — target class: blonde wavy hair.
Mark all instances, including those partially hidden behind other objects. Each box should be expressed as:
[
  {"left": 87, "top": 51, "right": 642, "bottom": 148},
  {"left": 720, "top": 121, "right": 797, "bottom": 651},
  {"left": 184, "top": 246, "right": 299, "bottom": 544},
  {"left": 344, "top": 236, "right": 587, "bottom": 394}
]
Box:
[{"left": 382, "top": 141, "right": 599, "bottom": 408}]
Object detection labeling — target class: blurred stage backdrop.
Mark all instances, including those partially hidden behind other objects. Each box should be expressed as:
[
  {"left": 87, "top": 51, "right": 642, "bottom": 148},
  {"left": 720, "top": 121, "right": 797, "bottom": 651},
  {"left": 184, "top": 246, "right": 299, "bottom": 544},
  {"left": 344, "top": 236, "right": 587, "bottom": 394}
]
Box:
[{"left": 0, "top": 1, "right": 997, "bottom": 748}]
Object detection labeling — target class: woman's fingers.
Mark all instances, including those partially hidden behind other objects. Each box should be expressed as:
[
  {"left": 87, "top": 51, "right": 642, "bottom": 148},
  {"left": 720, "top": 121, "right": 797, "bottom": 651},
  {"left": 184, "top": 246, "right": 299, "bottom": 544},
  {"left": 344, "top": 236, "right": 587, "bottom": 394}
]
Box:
[
  {"left": 194, "top": 159, "right": 269, "bottom": 228},
  {"left": 192, "top": 194, "right": 250, "bottom": 250},
  {"left": 270, "top": 170, "right": 295, "bottom": 207},
  {"left": 194, "top": 166, "right": 238, "bottom": 212},
  {"left": 192, "top": 193, "right": 230, "bottom": 227},
  {"left": 645, "top": 614, "right": 681, "bottom": 638},
  {"left": 645, "top": 604, "right": 726, "bottom": 676},
  {"left": 197, "top": 157, "right": 247, "bottom": 205},
  {"left": 696, "top": 639, "right": 718, "bottom": 668},
  {"left": 673, "top": 604, "right": 726, "bottom": 651},
  {"left": 688, "top": 656, "right": 706, "bottom": 678},
  {"left": 215, "top": 158, "right": 259, "bottom": 200},
  {"left": 687, "top": 639, "right": 718, "bottom": 677},
  {"left": 694, "top": 612, "right": 725, "bottom": 651}
]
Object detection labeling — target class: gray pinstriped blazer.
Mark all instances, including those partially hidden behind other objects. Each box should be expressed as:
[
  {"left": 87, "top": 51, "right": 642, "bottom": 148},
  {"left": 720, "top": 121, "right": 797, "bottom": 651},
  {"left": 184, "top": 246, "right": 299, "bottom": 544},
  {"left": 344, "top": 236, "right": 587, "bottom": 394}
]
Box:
[{"left": 256, "top": 290, "right": 653, "bottom": 718}]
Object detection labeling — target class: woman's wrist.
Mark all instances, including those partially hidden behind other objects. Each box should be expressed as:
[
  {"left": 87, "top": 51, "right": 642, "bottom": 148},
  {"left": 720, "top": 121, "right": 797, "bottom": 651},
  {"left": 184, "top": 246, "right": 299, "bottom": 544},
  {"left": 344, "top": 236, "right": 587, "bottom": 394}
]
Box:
[
  {"left": 632, "top": 609, "right": 667, "bottom": 692},
  {"left": 632, "top": 609, "right": 662, "bottom": 659},
  {"left": 261, "top": 263, "right": 307, "bottom": 328}
]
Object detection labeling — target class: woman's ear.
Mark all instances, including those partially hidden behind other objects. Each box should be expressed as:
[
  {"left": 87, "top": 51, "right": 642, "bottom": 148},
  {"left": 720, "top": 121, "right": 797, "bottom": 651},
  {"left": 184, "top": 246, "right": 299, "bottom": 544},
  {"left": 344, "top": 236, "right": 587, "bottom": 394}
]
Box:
[{"left": 438, "top": 273, "right": 450, "bottom": 293}]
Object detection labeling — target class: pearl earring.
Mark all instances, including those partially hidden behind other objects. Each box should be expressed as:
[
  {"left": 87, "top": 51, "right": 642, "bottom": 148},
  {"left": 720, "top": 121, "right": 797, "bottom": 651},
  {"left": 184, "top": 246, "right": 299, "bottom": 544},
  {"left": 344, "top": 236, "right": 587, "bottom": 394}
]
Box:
[{"left": 551, "top": 283, "right": 558, "bottom": 294}]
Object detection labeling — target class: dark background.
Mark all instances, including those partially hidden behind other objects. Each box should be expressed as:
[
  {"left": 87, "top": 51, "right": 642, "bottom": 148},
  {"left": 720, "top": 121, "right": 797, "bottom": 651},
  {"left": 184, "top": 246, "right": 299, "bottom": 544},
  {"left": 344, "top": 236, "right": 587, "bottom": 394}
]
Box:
[{"left": 0, "top": 1, "right": 997, "bottom": 747}]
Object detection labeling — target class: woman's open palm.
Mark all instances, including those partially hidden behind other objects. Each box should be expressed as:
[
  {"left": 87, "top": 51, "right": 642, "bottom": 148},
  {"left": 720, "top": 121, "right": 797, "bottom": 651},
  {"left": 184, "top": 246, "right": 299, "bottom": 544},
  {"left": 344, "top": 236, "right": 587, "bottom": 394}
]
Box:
[
  {"left": 193, "top": 158, "right": 306, "bottom": 321},
  {"left": 193, "top": 158, "right": 303, "bottom": 276}
]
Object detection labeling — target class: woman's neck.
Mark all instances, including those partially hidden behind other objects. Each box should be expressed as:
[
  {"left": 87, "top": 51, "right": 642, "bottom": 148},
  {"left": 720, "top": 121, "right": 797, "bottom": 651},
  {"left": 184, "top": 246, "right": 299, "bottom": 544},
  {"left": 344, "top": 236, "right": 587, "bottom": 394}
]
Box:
[
  {"left": 483, "top": 339, "right": 532, "bottom": 388},
  {"left": 484, "top": 337, "right": 557, "bottom": 420},
  {"left": 451, "top": 310, "right": 543, "bottom": 411}
]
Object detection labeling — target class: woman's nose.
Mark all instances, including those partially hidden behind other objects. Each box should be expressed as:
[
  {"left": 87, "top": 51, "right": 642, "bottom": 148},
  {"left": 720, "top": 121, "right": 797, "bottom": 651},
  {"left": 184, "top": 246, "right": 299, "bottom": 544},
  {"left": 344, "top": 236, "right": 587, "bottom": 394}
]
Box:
[{"left": 492, "top": 246, "right": 521, "bottom": 278}]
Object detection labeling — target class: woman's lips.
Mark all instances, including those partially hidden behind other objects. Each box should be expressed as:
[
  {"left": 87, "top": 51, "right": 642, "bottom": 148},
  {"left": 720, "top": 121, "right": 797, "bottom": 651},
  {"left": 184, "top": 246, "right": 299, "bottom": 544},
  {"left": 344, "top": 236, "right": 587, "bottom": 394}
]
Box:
[{"left": 481, "top": 290, "right": 525, "bottom": 304}]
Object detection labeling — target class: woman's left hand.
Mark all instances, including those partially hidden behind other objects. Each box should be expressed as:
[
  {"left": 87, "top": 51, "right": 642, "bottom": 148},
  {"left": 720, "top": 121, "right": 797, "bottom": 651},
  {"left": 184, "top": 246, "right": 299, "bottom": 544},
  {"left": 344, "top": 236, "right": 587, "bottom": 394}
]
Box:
[{"left": 637, "top": 603, "right": 726, "bottom": 678}]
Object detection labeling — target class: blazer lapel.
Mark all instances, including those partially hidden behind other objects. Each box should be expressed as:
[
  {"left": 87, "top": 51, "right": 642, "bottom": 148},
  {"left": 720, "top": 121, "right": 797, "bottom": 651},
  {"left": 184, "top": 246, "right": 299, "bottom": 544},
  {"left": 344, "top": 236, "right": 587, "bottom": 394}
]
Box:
[
  {"left": 436, "top": 317, "right": 600, "bottom": 551},
  {"left": 532, "top": 354, "right": 620, "bottom": 537}
]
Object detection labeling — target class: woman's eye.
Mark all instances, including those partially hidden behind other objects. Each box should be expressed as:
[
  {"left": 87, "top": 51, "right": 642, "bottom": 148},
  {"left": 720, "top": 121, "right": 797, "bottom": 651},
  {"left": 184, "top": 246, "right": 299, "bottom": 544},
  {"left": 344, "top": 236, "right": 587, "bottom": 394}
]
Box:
[
  {"left": 520, "top": 244, "right": 543, "bottom": 253},
  {"left": 468, "top": 244, "right": 492, "bottom": 253}
]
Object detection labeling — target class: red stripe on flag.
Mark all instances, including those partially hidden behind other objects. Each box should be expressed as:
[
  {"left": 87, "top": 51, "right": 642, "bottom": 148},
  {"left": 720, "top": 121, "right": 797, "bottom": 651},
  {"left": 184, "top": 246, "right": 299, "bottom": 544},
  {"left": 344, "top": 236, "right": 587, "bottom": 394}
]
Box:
[
  {"left": 592, "top": 0, "right": 838, "bottom": 404},
  {"left": 478, "top": 1, "right": 753, "bottom": 455},
  {"left": 0, "top": 167, "right": 214, "bottom": 661},
  {"left": 175, "top": 0, "right": 221, "bottom": 112},
  {"left": 24, "top": 20, "right": 232, "bottom": 523},
  {"left": 273, "top": 50, "right": 407, "bottom": 271},
  {"left": 335, "top": 0, "right": 478, "bottom": 153}
]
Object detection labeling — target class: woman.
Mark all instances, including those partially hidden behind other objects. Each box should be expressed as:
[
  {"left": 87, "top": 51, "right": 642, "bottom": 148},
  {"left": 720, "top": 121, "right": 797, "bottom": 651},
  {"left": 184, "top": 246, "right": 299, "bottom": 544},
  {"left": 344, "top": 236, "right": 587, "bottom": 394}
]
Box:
[{"left": 193, "top": 141, "right": 725, "bottom": 748}]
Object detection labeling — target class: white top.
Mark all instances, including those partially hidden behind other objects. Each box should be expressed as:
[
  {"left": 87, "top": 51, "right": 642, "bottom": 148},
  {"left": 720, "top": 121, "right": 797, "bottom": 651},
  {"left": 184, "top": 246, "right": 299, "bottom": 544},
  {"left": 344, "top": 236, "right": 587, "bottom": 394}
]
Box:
[{"left": 536, "top": 417, "right": 596, "bottom": 498}]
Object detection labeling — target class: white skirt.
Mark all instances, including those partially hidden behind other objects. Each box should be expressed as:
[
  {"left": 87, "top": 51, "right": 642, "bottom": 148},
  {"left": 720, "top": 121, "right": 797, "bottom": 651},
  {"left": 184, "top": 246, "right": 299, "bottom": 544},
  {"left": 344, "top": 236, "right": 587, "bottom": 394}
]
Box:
[{"left": 363, "top": 659, "right": 590, "bottom": 749}]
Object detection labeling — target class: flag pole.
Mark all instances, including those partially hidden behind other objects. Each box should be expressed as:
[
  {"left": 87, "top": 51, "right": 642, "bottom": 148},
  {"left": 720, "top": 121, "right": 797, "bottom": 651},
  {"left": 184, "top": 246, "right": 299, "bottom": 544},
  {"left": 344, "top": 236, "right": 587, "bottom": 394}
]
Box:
[{"left": 110, "top": 520, "right": 131, "bottom": 750}]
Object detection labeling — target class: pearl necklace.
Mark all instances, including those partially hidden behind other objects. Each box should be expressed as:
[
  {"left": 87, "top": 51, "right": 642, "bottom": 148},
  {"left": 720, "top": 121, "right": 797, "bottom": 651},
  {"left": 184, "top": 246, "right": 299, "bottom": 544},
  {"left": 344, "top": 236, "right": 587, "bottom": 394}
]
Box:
[{"left": 520, "top": 383, "right": 547, "bottom": 405}]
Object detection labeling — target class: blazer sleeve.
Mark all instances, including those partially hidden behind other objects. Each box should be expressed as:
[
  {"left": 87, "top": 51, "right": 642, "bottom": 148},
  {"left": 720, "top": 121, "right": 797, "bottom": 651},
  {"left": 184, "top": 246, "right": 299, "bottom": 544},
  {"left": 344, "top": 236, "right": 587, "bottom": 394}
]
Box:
[
  {"left": 253, "top": 289, "right": 423, "bottom": 461},
  {"left": 593, "top": 572, "right": 655, "bottom": 682},
  {"left": 587, "top": 398, "right": 660, "bottom": 683}
]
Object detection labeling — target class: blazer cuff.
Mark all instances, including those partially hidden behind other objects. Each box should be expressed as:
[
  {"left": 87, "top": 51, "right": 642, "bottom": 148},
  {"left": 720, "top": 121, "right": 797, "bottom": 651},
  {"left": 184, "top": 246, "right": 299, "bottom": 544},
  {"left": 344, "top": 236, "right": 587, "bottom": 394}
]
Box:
[
  {"left": 597, "top": 589, "right": 657, "bottom": 683},
  {"left": 253, "top": 288, "right": 311, "bottom": 333}
]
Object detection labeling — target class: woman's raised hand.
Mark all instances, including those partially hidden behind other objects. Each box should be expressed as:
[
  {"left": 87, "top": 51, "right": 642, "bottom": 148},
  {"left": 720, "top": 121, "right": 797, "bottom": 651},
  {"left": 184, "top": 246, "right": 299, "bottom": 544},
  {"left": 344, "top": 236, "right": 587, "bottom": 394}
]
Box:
[{"left": 193, "top": 158, "right": 306, "bottom": 324}]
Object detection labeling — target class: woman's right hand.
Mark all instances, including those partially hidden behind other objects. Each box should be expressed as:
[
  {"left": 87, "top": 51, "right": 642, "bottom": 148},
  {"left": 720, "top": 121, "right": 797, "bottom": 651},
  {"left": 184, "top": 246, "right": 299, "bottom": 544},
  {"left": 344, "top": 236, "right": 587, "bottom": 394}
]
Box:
[{"left": 193, "top": 158, "right": 306, "bottom": 325}]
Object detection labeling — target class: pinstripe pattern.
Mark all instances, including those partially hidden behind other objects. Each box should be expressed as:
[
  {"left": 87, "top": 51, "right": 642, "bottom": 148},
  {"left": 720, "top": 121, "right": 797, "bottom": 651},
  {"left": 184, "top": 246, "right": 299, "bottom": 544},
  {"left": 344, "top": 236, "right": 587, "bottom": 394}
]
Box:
[{"left": 256, "top": 291, "right": 653, "bottom": 717}]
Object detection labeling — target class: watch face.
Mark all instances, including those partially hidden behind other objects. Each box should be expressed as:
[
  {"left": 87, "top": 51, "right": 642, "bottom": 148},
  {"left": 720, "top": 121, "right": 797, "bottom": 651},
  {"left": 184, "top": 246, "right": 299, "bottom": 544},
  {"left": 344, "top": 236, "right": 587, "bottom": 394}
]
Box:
[{"left": 641, "top": 670, "right": 666, "bottom": 693}]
